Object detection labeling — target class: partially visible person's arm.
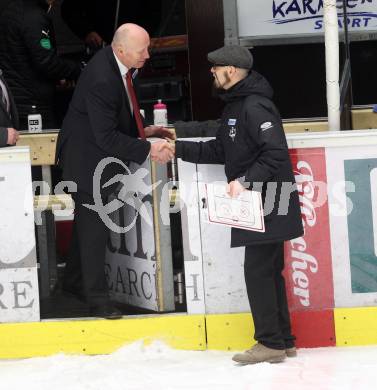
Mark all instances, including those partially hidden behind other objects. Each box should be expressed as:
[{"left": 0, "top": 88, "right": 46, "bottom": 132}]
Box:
[
  {"left": 84, "top": 31, "right": 104, "bottom": 48},
  {"left": 7, "top": 127, "right": 19, "bottom": 145},
  {"left": 144, "top": 125, "right": 175, "bottom": 140},
  {"left": 175, "top": 134, "right": 225, "bottom": 165},
  {"left": 0, "top": 127, "right": 19, "bottom": 146},
  {"left": 0, "top": 127, "right": 7, "bottom": 147},
  {"left": 22, "top": 11, "right": 81, "bottom": 81},
  {"left": 174, "top": 119, "right": 221, "bottom": 138}
]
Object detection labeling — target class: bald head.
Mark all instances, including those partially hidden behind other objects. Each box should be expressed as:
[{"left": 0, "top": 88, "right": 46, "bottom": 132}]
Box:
[
  {"left": 112, "top": 24, "right": 150, "bottom": 69},
  {"left": 112, "top": 24, "right": 149, "bottom": 47}
]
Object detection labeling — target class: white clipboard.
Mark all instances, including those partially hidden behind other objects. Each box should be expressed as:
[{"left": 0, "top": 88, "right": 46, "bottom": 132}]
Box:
[{"left": 205, "top": 183, "right": 265, "bottom": 232}]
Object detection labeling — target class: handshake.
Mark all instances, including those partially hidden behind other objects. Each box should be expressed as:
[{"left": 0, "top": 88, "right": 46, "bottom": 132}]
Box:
[{"left": 150, "top": 140, "right": 175, "bottom": 164}]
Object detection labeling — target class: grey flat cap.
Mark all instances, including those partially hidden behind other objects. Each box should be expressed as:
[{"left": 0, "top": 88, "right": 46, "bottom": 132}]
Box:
[{"left": 207, "top": 45, "right": 253, "bottom": 70}]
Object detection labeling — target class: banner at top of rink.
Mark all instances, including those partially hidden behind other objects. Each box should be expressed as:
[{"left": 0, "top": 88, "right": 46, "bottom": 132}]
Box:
[{"left": 236, "top": 0, "right": 377, "bottom": 38}]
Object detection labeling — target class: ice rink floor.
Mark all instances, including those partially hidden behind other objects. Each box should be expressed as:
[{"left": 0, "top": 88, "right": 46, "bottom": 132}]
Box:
[{"left": 1, "top": 342, "right": 377, "bottom": 390}]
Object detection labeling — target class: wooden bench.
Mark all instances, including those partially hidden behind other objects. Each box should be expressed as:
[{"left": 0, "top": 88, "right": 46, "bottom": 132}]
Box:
[
  {"left": 351, "top": 106, "right": 377, "bottom": 130},
  {"left": 283, "top": 118, "right": 328, "bottom": 133}
]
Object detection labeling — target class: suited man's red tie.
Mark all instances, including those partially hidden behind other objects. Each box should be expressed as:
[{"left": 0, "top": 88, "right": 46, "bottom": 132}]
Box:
[{"left": 125, "top": 71, "right": 146, "bottom": 140}]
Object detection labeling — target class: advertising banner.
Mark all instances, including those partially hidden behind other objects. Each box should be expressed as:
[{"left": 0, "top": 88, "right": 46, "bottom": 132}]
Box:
[
  {"left": 181, "top": 148, "right": 335, "bottom": 315},
  {"left": 285, "top": 148, "right": 335, "bottom": 311},
  {"left": 236, "top": 0, "right": 377, "bottom": 38},
  {"left": 327, "top": 145, "right": 377, "bottom": 307},
  {"left": 0, "top": 147, "right": 40, "bottom": 322},
  {"left": 105, "top": 158, "right": 175, "bottom": 312}
]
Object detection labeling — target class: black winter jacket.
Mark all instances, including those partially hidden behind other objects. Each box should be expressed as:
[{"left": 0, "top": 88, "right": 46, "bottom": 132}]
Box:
[
  {"left": 175, "top": 71, "right": 303, "bottom": 247},
  {"left": 0, "top": 0, "right": 81, "bottom": 128}
]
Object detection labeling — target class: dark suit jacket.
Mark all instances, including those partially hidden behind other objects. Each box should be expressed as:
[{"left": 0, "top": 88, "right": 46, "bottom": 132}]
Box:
[
  {"left": 0, "top": 70, "right": 19, "bottom": 147},
  {"left": 56, "top": 46, "right": 151, "bottom": 195}
]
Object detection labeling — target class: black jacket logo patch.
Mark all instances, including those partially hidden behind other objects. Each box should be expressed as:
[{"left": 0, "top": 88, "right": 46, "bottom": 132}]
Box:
[
  {"left": 229, "top": 126, "right": 236, "bottom": 141},
  {"left": 260, "top": 121, "right": 274, "bottom": 131}
]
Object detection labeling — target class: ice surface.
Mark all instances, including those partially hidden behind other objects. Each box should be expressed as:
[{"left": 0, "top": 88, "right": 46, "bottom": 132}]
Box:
[{"left": 1, "top": 342, "right": 377, "bottom": 390}]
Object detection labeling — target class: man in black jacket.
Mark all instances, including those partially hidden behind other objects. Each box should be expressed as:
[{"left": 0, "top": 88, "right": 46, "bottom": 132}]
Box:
[
  {"left": 0, "top": 69, "right": 19, "bottom": 147},
  {"left": 56, "top": 23, "right": 174, "bottom": 319},
  {"left": 0, "top": 0, "right": 81, "bottom": 129},
  {"left": 174, "top": 45, "right": 304, "bottom": 364}
]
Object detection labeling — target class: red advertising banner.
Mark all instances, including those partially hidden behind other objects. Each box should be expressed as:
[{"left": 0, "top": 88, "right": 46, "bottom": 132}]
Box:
[
  {"left": 284, "top": 148, "right": 334, "bottom": 312},
  {"left": 291, "top": 310, "right": 335, "bottom": 348}
]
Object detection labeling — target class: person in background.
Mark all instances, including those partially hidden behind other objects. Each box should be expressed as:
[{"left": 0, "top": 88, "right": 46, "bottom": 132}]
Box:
[
  {"left": 56, "top": 23, "right": 174, "bottom": 320},
  {"left": 0, "top": 0, "right": 81, "bottom": 129},
  {"left": 0, "top": 69, "right": 19, "bottom": 147},
  {"left": 61, "top": 0, "right": 162, "bottom": 50},
  {"left": 173, "top": 45, "right": 303, "bottom": 364}
]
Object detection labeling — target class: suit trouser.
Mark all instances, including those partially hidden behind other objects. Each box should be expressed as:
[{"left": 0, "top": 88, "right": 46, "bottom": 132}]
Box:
[
  {"left": 63, "top": 191, "right": 110, "bottom": 305},
  {"left": 244, "top": 242, "right": 295, "bottom": 350}
]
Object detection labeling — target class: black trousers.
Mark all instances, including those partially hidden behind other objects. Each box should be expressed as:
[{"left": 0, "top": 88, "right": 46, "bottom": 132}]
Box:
[
  {"left": 63, "top": 191, "right": 110, "bottom": 305},
  {"left": 244, "top": 242, "right": 295, "bottom": 350}
]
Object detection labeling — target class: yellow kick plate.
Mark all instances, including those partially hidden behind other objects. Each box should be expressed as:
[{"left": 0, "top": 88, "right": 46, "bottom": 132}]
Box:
[
  {"left": 334, "top": 307, "right": 377, "bottom": 347},
  {"left": 206, "top": 313, "right": 255, "bottom": 351},
  {"left": 0, "top": 314, "right": 206, "bottom": 359}
]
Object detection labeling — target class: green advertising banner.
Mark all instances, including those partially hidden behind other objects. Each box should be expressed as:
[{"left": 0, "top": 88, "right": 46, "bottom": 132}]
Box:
[{"left": 345, "top": 159, "right": 377, "bottom": 294}]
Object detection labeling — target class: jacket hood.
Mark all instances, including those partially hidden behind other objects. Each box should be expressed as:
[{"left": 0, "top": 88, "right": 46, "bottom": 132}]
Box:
[{"left": 218, "top": 71, "right": 274, "bottom": 103}]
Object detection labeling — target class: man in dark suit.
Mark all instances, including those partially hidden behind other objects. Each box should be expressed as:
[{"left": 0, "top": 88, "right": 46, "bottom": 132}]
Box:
[
  {"left": 56, "top": 23, "right": 173, "bottom": 319},
  {"left": 0, "top": 69, "right": 19, "bottom": 147}
]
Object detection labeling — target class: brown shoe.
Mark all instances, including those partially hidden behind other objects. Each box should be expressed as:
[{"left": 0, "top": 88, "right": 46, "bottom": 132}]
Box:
[
  {"left": 232, "top": 343, "right": 286, "bottom": 364},
  {"left": 286, "top": 347, "right": 297, "bottom": 357}
]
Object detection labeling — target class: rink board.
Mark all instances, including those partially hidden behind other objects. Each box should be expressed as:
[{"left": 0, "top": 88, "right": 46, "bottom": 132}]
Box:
[
  {"left": 0, "top": 314, "right": 206, "bottom": 359},
  {"left": 334, "top": 307, "right": 377, "bottom": 347},
  {"left": 178, "top": 130, "right": 377, "bottom": 350},
  {"left": 2, "top": 132, "right": 377, "bottom": 358},
  {"left": 0, "top": 147, "right": 40, "bottom": 323},
  {"left": 206, "top": 310, "right": 336, "bottom": 351},
  {"left": 1, "top": 309, "right": 376, "bottom": 359}
]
